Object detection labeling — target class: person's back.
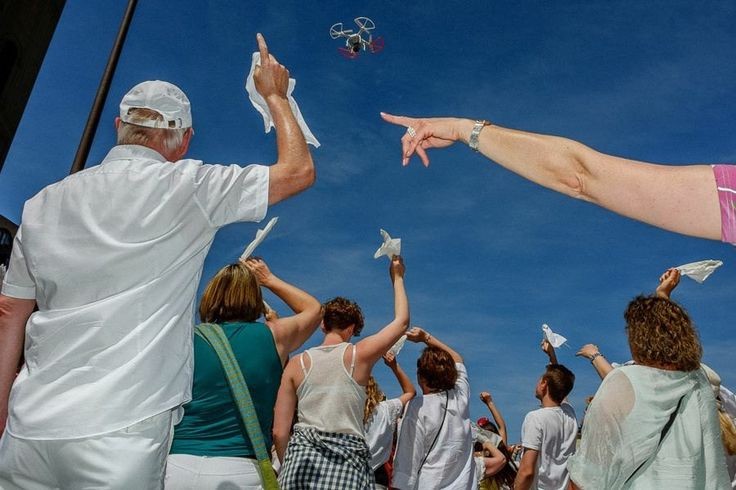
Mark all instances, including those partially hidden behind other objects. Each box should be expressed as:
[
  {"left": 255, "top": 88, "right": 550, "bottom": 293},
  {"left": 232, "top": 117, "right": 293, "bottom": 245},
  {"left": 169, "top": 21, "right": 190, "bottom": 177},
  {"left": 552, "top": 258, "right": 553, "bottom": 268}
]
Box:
[
  {"left": 170, "top": 321, "right": 282, "bottom": 457},
  {"left": 9, "top": 145, "right": 268, "bottom": 439},
  {"left": 569, "top": 366, "right": 730, "bottom": 489},
  {"left": 296, "top": 342, "right": 366, "bottom": 435},
  {"left": 520, "top": 402, "right": 577, "bottom": 489}
]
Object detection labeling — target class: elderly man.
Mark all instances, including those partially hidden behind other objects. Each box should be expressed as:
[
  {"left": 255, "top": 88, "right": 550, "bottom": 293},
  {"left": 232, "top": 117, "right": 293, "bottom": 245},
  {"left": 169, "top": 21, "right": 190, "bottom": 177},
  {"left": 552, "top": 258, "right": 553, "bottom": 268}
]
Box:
[{"left": 0, "top": 34, "right": 314, "bottom": 489}]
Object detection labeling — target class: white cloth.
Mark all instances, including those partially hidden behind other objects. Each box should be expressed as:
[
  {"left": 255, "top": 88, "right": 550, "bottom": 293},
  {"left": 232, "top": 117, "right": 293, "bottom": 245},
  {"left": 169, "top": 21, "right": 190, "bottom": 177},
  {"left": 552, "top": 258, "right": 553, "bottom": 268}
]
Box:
[
  {"left": 0, "top": 408, "right": 175, "bottom": 490},
  {"left": 541, "top": 324, "right": 567, "bottom": 348},
  {"left": 1, "top": 145, "right": 269, "bottom": 439},
  {"left": 675, "top": 259, "right": 723, "bottom": 283},
  {"left": 520, "top": 402, "right": 577, "bottom": 490},
  {"left": 393, "top": 363, "right": 474, "bottom": 490},
  {"left": 373, "top": 229, "right": 401, "bottom": 260},
  {"left": 240, "top": 216, "right": 278, "bottom": 260},
  {"left": 245, "top": 52, "right": 320, "bottom": 147},
  {"left": 295, "top": 343, "right": 366, "bottom": 437},
  {"left": 165, "top": 454, "right": 263, "bottom": 489},
  {"left": 365, "top": 398, "right": 403, "bottom": 470},
  {"left": 568, "top": 365, "right": 731, "bottom": 489}
]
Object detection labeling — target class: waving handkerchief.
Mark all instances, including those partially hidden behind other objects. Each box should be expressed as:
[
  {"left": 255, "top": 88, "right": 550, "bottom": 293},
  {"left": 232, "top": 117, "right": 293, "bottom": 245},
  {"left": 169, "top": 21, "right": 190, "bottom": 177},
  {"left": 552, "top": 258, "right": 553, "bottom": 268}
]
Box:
[
  {"left": 373, "top": 229, "right": 401, "bottom": 259},
  {"left": 542, "top": 324, "right": 567, "bottom": 348},
  {"left": 387, "top": 335, "right": 407, "bottom": 357},
  {"left": 240, "top": 217, "right": 279, "bottom": 260},
  {"left": 675, "top": 259, "right": 723, "bottom": 283},
  {"left": 246, "top": 52, "right": 320, "bottom": 147}
]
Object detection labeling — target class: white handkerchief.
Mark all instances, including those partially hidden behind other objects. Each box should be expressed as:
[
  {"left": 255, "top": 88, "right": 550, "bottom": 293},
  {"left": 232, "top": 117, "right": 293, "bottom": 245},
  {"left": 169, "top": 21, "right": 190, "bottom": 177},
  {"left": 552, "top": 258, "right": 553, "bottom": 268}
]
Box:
[
  {"left": 387, "top": 335, "right": 407, "bottom": 357},
  {"left": 240, "top": 217, "right": 279, "bottom": 260},
  {"left": 542, "top": 324, "right": 567, "bottom": 348},
  {"left": 675, "top": 259, "right": 723, "bottom": 283},
  {"left": 373, "top": 229, "right": 401, "bottom": 259},
  {"left": 245, "top": 53, "right": 320, "bottom": 147}
]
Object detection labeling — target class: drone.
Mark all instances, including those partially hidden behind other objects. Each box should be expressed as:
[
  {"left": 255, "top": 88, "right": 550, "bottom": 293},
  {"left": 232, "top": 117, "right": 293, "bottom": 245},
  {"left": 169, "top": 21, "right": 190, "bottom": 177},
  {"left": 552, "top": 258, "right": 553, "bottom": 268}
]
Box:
[{"left": 329, "top": 17, "right": 384, "bottom": 59}]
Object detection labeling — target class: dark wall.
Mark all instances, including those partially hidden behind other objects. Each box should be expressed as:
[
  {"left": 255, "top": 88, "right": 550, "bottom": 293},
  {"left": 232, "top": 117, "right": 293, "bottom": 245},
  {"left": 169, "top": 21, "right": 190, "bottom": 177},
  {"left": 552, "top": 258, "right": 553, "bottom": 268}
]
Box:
[{"left": 0, "top": 0, "right": 66, "bottom": 172}]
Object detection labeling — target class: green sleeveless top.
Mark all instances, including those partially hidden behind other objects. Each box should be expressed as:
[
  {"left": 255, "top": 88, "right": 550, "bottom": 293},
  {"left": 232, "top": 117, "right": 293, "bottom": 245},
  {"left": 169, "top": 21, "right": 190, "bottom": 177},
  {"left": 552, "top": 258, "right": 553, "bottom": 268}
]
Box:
[{"left": 170, "top": 321, "right": 283, "bottom": 457}]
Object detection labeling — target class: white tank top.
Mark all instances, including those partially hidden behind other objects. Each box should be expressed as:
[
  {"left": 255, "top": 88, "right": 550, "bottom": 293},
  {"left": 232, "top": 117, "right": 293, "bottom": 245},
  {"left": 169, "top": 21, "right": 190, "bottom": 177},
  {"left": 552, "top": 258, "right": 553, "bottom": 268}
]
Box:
[{"left": 295, "top": 342, "right": 367, "bottom": 437}]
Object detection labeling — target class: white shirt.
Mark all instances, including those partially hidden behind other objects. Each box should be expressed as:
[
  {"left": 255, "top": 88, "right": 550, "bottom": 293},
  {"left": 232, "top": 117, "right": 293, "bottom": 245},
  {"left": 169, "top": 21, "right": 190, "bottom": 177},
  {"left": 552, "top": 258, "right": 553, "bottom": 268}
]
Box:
[
  {"left": 2, "top": 145, "right": 269, "bottom": 439},
  {"left": 393, "top": 363, "right": 474, "bottom": 490},
  {"left": 520, "top": 402, "right": 577, "bottom": 490},
  {"left": 365, "top": 397, "right": 403, "bottom": 470}
]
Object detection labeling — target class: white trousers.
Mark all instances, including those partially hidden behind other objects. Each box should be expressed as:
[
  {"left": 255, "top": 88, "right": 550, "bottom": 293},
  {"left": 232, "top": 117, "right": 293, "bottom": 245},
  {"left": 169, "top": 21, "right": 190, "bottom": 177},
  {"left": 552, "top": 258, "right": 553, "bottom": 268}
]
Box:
[
  {"left": 164, "top": 454, "right": 263, "bottom": 489},
  {"left": 0, "top": 409, "right": 175, "bottom": 490}
]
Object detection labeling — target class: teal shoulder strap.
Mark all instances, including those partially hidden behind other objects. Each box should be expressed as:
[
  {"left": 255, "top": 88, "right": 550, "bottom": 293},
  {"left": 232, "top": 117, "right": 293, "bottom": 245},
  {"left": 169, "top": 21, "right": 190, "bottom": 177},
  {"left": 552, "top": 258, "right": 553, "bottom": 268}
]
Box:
[{"left": 194, "top": 323, "right": 280, "bottom": 490}]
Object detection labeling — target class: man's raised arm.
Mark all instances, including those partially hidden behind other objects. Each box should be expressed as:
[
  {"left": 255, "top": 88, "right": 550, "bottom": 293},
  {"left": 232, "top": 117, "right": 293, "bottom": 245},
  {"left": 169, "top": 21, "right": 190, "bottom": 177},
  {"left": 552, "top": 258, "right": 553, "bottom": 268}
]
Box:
[{"left": 253, "top": 33, "right": 315, "bottom": 205}]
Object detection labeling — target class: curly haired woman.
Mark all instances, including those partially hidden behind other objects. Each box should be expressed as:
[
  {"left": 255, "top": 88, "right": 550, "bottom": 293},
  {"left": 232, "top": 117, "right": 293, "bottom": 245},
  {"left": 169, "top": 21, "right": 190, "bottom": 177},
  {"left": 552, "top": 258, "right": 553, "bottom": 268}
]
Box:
[
  {"left": 568, "top": 295, "right": 731, "bottom": 489},
  {"left": 274, "top": 256, "right": 409, "bottom": 490}
]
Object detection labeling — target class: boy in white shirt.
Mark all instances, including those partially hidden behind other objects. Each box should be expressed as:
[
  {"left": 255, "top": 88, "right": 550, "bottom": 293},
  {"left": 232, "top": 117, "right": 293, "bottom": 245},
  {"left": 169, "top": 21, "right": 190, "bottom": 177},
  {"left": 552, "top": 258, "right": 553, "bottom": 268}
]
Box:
[{"left": 515, "top": 341, "right": 577, "bottom": 490}]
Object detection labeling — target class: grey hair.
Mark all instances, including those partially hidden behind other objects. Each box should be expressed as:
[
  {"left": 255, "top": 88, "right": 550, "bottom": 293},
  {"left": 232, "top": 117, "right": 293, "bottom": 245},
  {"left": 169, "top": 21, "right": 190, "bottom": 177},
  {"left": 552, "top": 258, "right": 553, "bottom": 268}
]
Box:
[{"left": 117, "top": 108, "right": 186, "bottom": 154}]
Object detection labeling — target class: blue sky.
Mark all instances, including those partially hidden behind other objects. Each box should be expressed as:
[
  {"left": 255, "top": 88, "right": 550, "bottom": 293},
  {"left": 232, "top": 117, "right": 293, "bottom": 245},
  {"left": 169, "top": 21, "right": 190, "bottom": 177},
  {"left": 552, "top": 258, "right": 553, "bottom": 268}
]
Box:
[{"left": 2, "top": 1, "right": 735, "bottom": 442}]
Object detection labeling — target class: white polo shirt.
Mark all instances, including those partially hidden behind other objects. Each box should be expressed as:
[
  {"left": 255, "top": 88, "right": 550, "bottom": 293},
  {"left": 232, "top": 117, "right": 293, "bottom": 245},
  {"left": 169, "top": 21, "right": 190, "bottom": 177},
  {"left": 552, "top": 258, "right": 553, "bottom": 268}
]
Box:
[{"left": 1, "top": 145, "right": 269, "bottom": 439}]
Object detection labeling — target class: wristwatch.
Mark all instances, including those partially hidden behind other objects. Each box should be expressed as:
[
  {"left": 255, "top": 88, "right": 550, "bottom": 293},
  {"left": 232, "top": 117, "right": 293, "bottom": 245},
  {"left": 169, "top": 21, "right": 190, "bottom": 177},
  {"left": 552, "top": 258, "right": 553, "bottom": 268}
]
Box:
[
  {"left": 589, "top": 352, "right": 603, "bottom": 363},
  {"left": 468, "top": 119, "right": 490, "bottom": 151}
]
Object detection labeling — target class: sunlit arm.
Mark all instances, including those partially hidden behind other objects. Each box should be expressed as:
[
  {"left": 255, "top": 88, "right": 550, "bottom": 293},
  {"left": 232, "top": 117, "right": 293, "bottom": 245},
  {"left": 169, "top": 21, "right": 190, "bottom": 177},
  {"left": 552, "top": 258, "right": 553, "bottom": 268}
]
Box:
[
  {"left": 513, "top": 448, "right": 538, "bottom": 490},
  {"left": 273, "top": 358, "right": 299, "bottom": 463},
  {"left": 0, "top": 295, "right": 35, "bottom": 434}
]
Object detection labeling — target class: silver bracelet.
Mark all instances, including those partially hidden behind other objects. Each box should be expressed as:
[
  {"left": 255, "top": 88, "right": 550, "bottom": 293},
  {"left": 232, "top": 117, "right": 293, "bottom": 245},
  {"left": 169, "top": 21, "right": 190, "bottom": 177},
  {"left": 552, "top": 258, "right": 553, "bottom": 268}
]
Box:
[{"left": 468, "top": 120, "right": 490, "bottom": 151}]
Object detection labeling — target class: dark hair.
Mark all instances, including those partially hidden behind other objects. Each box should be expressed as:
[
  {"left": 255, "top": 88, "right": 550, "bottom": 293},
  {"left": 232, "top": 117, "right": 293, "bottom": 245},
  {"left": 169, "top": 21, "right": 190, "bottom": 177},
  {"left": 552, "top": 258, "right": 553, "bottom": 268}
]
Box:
[
  {"left": 625, "top": 295, "right": 701, "bottom": 371},
  {"left": 417, "top": 347, "right": 457, "bottom": 392},
  {"left": 488, "top": 441, "right": 518, "bottom": 488},
  {"left": 542, "top": 364, "right": 575, "bottom": 404},
  {"left": 323, "top": 297, "right": 364, "bottom": 335}
]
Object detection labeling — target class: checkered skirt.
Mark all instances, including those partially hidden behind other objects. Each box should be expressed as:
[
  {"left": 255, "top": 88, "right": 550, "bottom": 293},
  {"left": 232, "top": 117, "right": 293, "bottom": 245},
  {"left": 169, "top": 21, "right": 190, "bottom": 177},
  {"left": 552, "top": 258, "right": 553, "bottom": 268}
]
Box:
[{"left": 279, "top": 426, "right": 374, "bottom": 489}]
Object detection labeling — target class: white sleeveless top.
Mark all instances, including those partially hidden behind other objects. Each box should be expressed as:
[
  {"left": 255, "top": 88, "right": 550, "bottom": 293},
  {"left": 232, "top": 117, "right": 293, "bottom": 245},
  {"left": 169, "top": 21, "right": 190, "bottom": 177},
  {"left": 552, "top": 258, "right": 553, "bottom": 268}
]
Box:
[{"left": 295, "top": 343, "right": 367, "bottom": 437}]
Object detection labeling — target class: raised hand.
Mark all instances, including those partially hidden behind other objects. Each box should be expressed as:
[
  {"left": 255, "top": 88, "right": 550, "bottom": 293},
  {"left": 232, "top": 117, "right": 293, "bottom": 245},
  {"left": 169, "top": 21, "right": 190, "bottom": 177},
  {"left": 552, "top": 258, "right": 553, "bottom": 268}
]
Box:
[
  {"left": 656, "top": 268, "right": 681, "bottom": 299},
  {"left": 383, "top": 351, "right": 397, "bottom": 367},
  {"left": 380, "top": 113, "right": 467, "bottom": 167},
  {"left": 405, "top": 326, "right": 429, "bottom": 343},
  {"left": 242, "top": 256, "right": 274, "bottom": 287},
  {"left": 253, "top": 33, "right": 289, "bottom": 101},
  {"left": 480, "top": 391, "right": 493, "bottom": 404},
  {"left": 575, "top": 344, "right": 600, "bottom": 360},
  {"left": 389, "top": 255, "right": 405, "bottom": 282}
]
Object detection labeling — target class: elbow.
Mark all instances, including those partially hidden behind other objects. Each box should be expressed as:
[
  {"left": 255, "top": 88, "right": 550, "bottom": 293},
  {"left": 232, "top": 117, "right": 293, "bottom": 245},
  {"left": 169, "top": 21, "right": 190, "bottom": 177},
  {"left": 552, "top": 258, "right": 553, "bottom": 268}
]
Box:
[{"left": 547, "top": 138, "right": 594, "bottom": 202}]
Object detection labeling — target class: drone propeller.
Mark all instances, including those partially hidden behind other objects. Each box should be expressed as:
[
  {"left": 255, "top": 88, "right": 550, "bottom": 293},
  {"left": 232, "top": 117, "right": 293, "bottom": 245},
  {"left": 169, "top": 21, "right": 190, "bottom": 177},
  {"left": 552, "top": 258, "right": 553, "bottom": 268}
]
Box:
[
  {"left": 338, "top": 47, "right": 359, "bottom": 60},
  {"left": 330, "top": 23, "right": 353, "bottom": 39},
  {"left": 354, "top": 17, "right": 376, "bottom": 33},
  {"left": 368, "top": 36, "right": 385, "bottom": 54}
]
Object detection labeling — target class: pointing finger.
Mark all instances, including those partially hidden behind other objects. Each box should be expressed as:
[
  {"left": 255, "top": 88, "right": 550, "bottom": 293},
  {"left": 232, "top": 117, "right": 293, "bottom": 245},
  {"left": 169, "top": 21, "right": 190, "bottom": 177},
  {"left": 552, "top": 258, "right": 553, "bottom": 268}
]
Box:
[
  {"left": 381, "top": 112, "right": 416, "bottom": 128},
  {"left": 256, "top": 33, "right": 269, "bottom": 61}
]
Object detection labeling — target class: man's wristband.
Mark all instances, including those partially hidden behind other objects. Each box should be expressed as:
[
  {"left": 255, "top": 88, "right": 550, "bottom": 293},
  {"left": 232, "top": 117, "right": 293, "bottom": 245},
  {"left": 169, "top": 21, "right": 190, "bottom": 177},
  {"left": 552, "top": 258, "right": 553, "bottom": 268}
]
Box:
[
  {"left": 468, "top": 120, "right": 490, "bottom": 151},
  {"left": 589, "top": 352, "right": 604, "bottom": 363}
]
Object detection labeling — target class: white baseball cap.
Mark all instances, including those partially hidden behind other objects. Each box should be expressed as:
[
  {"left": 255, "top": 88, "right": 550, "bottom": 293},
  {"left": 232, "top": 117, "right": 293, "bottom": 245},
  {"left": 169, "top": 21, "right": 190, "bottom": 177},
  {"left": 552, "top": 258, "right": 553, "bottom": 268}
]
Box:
[{"left": 119, "top": 80, "right": 192, "bottom": 129}]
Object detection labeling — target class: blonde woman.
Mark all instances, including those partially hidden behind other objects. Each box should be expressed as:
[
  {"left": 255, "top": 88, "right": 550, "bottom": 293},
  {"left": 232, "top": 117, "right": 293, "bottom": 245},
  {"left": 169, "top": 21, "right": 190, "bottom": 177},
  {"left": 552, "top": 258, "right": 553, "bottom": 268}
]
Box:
[{"left": 165, "top": 258, "right": 322, "bottom": 489}]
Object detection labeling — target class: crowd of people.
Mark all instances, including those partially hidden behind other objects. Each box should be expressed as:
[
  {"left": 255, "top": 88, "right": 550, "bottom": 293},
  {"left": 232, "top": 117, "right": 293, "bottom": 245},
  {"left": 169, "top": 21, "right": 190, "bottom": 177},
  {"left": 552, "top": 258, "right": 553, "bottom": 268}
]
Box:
[{"left": 1, "top": 31, "right": 736, "bottom": 490}]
